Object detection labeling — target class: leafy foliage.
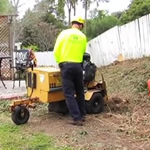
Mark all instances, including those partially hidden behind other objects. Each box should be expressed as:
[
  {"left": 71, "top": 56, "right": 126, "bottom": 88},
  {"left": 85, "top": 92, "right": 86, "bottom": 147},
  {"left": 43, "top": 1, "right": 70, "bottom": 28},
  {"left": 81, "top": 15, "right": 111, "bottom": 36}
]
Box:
[
  {"left": 18, "top": 0, "right": 66, "bottom": 51},
  {"left": 16, "top": 0, "right": 150, "bottom": 50},
  {"left": 86, "top": 10, "right": 119, "bottom": 40},
  {"left": 22, "top": 45, "right": 39, "bottom": 51},
  {"left": 120, "top": 0, "right": 150, "bottom": 24},
  {"left": 0, "top": 0, "right": 10, "bottom": 14}
]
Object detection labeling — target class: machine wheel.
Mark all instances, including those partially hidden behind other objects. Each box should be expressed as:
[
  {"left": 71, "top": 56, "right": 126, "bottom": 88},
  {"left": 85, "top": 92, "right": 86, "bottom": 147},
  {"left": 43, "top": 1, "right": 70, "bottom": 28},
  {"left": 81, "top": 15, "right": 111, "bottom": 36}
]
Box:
[
  {"left": 11, "top": 106, "right": 30, "bottom": 125},
  {"left": 85, "top": 93, "right": 104, "bottom": 114}
]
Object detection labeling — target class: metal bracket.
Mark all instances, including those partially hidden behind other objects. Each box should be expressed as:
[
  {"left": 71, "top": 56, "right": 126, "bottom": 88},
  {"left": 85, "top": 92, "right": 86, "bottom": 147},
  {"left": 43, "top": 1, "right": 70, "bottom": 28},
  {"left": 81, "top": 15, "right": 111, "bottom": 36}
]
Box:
[{"left": 10, "top": 97, "right": 39, "bottom": 112}]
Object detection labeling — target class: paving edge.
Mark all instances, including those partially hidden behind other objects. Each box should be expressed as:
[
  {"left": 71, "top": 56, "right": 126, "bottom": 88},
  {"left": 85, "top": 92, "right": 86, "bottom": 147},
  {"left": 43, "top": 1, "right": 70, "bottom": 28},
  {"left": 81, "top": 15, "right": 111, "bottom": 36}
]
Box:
[{"left": 0, "top": 93, "right": 26, "bottom": 100}]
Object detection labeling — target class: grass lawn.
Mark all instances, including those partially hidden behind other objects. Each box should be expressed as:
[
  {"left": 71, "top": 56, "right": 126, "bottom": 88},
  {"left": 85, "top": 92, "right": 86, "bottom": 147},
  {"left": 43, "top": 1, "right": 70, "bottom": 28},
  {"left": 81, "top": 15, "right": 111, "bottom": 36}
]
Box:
[{"left": 0, "top": 100, "right": 73, "bottom": 150}]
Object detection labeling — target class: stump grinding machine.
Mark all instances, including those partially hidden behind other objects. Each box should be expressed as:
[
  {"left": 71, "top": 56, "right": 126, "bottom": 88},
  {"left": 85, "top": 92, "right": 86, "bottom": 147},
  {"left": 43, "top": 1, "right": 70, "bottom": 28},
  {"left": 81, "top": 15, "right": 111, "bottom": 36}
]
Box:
[{"left": 10, "top": 53, "right": 108, "bottom": 125}]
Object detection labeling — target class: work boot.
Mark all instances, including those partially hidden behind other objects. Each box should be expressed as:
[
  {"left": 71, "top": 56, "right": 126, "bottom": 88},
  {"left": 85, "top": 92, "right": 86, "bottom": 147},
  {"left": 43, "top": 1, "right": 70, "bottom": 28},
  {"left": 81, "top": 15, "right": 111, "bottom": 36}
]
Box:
[{"left": 68, "top": 120, "right": 83, "bottom": 126}]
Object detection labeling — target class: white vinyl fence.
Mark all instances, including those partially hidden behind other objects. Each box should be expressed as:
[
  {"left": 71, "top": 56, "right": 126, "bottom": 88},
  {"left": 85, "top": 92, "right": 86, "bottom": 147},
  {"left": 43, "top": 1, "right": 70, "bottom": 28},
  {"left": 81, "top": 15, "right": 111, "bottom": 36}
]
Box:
[
  {"left": 13, "top": 51, "right": 58, "bottom": 67},
  {"left": 87, "top": 14, "right": 150, "bottom": 67},
  {"left": 34, "top": 51, "right": 58, "bottom": 67},
  {"left": 30, "top": 14, "right": 150, "bottom": 68}
]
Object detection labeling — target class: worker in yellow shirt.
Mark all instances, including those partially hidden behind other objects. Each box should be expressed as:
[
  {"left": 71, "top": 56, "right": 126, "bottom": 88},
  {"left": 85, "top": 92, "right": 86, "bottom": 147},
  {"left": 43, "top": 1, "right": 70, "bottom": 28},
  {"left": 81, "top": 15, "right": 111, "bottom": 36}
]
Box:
[{"left": 54, "top": 16, "right": 87, "bottom": 126}]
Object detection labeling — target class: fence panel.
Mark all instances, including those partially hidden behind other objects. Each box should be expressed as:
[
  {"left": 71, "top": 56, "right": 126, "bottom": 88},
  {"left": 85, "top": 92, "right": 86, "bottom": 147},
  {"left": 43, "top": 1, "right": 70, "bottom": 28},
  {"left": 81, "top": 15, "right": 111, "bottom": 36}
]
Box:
[
  {"left": 87, "top": 14, "right": 150, "bottom": 67},
  {"left": 138, "top": 15, "right": 150, "bottom": 57},
  {"left": 35, "top": 51, "right": 58, "bottom": 67},
  {"left": 87, "top": 26, "right": 121, "bottom": 66}
]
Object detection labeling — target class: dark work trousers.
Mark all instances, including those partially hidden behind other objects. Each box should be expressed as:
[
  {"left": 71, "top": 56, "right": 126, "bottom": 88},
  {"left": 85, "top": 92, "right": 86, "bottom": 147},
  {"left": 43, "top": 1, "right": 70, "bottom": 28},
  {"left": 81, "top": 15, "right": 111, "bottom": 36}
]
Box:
[{"left": 60, "top": 62, "right": 86, "bottom": 121}]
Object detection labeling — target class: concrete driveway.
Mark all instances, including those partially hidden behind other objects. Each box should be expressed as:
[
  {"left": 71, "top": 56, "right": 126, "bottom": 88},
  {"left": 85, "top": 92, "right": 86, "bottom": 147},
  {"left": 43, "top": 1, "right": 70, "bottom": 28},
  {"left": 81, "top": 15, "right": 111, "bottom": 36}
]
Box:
[{"left": 0, "top": 80, "right": 26, "bottom": 100}]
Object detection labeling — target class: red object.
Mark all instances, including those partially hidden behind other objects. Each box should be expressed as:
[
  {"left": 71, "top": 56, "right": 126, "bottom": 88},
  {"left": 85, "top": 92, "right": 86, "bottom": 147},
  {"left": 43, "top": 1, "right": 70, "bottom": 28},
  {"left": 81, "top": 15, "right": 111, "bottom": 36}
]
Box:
[{"left": 147, "top": 79, "right": 150, "bottom": 97}]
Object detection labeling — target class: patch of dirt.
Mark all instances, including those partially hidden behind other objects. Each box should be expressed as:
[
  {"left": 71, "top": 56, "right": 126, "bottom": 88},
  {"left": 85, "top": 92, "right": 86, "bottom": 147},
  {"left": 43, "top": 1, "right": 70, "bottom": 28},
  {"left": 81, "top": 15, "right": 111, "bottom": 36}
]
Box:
[
  {"left": 25, "top": 105, "right": 150, "bottom": 150},
  {"left": 20, "top": 57, "right": 150, "bottom": 149}
]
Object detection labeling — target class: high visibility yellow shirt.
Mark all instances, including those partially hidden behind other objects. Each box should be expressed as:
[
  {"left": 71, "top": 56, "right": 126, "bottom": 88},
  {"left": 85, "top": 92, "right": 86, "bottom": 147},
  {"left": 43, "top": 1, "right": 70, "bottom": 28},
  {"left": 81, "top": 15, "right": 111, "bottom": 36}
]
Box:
[{"left": 54, "top": 27, "right": 87, "bottom": 64}]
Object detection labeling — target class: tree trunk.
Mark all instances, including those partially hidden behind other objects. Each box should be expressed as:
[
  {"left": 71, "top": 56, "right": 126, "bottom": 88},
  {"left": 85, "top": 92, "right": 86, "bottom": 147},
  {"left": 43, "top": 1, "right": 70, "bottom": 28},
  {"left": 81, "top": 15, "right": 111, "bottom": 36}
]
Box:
[
  {"left": 68, "top": 7, "right": 71, "bottom": 26},
  {"left": 73, "top": 4, "right": 76, "bottom": 16},
  {"left": 84, "top": 0, "right": 87, "bottom": 34}
]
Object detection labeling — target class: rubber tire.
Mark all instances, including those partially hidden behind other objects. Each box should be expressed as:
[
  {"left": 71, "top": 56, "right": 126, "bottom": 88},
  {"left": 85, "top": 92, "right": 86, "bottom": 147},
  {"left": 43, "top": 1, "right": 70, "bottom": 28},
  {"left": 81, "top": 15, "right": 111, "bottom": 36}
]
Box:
[
  {"left": 85, "top": 93, "right": 104, "bottom": 114},
  {"left": 11, "top": 106, "right": 30, "bottom": 125}
]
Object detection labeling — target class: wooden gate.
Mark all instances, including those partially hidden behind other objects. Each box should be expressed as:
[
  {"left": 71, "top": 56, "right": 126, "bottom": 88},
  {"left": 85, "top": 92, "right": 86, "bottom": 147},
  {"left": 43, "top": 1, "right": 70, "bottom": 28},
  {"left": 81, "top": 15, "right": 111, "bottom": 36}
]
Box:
[{"left": 0, "top": 15, "right": 14, "bottom": 79}]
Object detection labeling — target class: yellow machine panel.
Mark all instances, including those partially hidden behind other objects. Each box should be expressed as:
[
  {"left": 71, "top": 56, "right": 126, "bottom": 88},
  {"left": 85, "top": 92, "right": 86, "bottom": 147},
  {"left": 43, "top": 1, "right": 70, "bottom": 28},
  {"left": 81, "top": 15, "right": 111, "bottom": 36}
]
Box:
[{"left": 27, "top": 67, "right": 65, "bottom": 103}]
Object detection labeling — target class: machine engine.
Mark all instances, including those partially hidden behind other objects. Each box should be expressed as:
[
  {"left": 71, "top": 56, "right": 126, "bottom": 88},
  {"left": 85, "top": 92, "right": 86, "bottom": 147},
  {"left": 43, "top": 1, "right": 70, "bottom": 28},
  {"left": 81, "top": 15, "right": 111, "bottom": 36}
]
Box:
[{"left": 83, "top": 53, "right": 97, "bottom": 83}]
